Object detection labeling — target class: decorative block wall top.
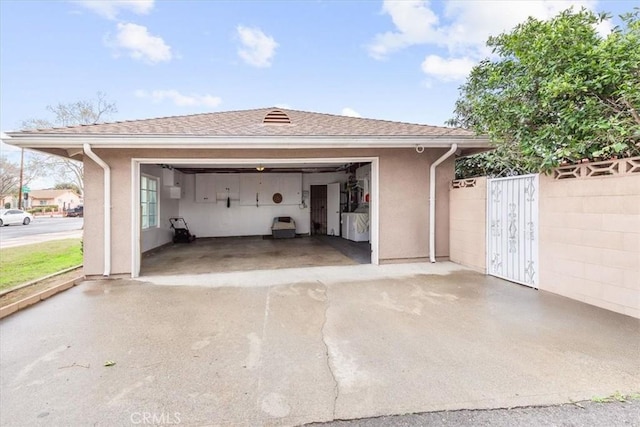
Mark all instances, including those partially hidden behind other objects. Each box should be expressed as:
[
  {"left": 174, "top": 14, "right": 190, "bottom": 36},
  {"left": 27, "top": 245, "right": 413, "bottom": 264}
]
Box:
[
  {"left": 553, "top": 157, "right": 640, "bottom": 180},
  {"left": 451, "top": 178, "right": 477, "bottom": 189}
]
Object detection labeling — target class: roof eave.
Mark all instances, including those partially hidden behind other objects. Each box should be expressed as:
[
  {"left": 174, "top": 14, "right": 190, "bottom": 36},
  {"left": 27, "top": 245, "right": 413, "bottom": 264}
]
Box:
[{"left": 2, "top": 134, "right": 492, "bottom": 150}]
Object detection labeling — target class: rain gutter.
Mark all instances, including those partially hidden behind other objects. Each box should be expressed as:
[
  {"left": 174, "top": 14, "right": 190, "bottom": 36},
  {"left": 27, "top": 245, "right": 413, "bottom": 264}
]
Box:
[
  {"left": 429, "top": 144, "right": 458, "bottom": 263},
  {"left": 83, "top": 144, "right": 111, "bottom": 276}
]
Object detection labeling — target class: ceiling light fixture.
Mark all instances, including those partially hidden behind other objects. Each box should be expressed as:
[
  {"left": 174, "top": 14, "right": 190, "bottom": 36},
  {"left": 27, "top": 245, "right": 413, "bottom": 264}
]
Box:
[{"left": 256, "top": 164, "right": 265, "bottom": 172}]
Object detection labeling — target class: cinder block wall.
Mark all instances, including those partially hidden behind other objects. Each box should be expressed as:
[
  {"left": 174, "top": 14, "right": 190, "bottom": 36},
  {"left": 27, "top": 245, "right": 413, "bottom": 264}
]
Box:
[
  {"left": 449, "top": 177, "right": 487, "bottom": 273},
  {"left": 538, "top": 170, "right": 640, "bottom": 319},
  {"left": 448, "top": 158, "right": 639, "bottom": 319}
]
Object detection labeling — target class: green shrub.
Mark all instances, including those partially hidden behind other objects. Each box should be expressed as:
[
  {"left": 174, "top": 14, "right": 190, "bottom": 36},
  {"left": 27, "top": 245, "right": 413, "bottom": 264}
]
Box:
[{"left": 31, "top": 205, "right": 59, "bottom": 213}]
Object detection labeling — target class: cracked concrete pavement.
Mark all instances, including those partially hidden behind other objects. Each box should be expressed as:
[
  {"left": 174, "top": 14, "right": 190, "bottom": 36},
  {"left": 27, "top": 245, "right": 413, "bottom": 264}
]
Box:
[
  {"left": 1, "top": 263, "right": 639, "bottom": 426},
  {"left": 319, "top": 281, "right": 340, "bottom": 421}
]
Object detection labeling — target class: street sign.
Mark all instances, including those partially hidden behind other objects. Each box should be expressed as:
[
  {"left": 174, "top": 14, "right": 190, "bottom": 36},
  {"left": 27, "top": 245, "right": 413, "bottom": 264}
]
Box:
[{"left": 21, "top": 185, "right": 30, "bottom": 193}]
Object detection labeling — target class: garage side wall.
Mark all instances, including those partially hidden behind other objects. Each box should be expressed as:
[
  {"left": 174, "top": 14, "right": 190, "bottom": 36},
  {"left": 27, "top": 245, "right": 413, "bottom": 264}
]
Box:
[
  {"left": 448, "top": 177, "right": 487, "bottom": 273},
  {"left": 140, "top": 164, "right": 180, "bottom": 252},
  {"left": 378, "top": 148, "right": 453, "bottom": 262},
  {"left": 82, "top": 147, "right": 455, "bottom": 276}
]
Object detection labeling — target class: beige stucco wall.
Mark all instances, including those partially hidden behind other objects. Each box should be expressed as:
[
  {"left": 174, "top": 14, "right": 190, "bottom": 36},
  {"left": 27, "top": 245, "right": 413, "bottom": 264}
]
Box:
[
  {"left": 449, "top": 177, "right": 487, "bottom": 273},
  {"left": 538, "top": 172, "right": 640, "bottom": 319},
  {"left": 83, "top": 147, "right": 455, "bottom": 276},
  {"left": 83, "top": 157, "right": 105, "bottom": 275}
]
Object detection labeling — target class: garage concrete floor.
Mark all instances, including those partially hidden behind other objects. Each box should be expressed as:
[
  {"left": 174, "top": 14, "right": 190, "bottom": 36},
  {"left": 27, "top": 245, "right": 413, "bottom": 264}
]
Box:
[
  {"left": 141, "top": 236, "right": 370, "bottom": 276},
  {"left": 1, "top": 263, "right": 639, "bottom": 426}
]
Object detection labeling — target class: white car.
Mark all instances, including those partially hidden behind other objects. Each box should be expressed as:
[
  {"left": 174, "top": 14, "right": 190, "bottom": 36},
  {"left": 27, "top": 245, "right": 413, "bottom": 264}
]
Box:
[{"left": 0, "top": 209, "right": 33, "bottom": 226}]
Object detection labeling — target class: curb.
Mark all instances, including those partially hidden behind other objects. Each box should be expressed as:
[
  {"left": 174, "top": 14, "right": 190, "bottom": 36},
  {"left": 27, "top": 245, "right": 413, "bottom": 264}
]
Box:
[
  {"left": 0, "top": 265, "right": 83, "bottom": 297},
  {"left": 0, "top": 276, "right": 84, "bottom": 320}
]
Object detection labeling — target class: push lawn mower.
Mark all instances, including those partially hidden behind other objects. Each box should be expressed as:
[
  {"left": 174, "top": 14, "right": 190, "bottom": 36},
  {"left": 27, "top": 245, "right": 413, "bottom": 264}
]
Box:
[{"left": 169, "top": 217, "right": 196, "bottom": 243}]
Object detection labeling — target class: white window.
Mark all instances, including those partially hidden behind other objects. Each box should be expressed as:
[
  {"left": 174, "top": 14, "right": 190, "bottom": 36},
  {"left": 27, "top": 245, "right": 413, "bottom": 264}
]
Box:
[{"left": 141, "top": 175, "right": 159, "bottom": 229}]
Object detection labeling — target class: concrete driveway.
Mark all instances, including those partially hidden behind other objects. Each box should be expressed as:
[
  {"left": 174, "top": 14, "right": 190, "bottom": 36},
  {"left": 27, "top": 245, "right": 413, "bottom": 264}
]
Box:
[{"left": 1, "top": 263, "right": 638, "bottom": 426}]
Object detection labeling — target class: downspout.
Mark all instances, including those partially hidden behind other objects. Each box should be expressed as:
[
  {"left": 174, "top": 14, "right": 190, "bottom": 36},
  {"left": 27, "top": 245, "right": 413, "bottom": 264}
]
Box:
[
  {"left": 83, "top": 144, "right": 111, "bottom": 276},
  {"left": 429, "top": 144, "right": 458, "bottom": 263}
]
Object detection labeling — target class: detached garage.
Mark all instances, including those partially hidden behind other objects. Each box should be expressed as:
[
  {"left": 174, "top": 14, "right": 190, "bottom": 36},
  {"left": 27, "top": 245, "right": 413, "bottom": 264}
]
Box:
[{"left": 3, "top": 107, "right": 490, "bottom": 278}]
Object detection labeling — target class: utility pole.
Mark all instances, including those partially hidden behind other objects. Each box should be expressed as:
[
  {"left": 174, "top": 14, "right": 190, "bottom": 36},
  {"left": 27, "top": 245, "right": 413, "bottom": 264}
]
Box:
[{"left": 18, "top": 148, "right": 24, "bottom": 209}]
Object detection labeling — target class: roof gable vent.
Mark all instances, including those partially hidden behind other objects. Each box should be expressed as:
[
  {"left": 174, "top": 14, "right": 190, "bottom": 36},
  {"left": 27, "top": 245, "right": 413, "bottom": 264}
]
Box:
[{"left": 262, "top": 109, "right": 291, "bottom": 124}]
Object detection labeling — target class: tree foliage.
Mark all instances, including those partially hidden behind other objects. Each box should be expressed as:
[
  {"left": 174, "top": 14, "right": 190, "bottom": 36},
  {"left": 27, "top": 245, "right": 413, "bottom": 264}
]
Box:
[
  {"left": 45, "top": 157, "right": 85, "bottom": 195},
  {"left": 0, "top": 153, "right": 50, "bottom": 200},
  {"left": 21, "top": 92, "right": 117, "bottom": 131},
  {"left": 449, "top": 8, "right": 640, "bottom": 178},
  {"left": 0, "top": 156, "right": 20, "bottom": 199},
  {"left": 21, "top": 92, "right": 117, "bottom": 193},
  {"left": 54, "top": 182, "right": 82, "bottom": 194}
]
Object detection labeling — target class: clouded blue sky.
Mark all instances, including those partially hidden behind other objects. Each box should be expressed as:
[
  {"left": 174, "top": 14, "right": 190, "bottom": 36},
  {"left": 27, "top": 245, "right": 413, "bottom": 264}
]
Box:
[{"left": 0, "top": 0, "right": 634, "bottom": 137}]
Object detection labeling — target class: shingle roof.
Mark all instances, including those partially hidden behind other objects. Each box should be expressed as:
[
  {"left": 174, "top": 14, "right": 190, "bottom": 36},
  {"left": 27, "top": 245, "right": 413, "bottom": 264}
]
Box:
[{"left": 13, "top": 107, "right": 475, "bottom": 138}]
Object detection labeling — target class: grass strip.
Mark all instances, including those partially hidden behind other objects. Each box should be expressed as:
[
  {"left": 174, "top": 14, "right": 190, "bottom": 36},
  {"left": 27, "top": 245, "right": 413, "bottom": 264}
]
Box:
[{"left": 0, "top": 239, "right": 82, "bottom": 291}]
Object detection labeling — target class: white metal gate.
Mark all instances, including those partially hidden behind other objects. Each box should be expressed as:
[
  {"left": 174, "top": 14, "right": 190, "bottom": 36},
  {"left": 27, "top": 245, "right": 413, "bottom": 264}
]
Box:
[{"left": 487, "top": 174, "right": 539, "bottom": 288}]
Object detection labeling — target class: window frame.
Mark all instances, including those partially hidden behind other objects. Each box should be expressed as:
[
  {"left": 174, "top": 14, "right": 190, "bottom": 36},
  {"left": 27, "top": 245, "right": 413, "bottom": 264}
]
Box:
[{"left": 140, "top": 174, "right": 159, "bottom": 230}]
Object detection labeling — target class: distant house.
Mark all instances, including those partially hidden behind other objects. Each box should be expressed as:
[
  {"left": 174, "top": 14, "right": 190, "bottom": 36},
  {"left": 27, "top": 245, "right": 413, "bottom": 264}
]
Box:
[
  {"left": 28, "top": 189, "right": 82, "bottom": 211},
  {"left": 1, "top": 195, "right": 16, "bottom": 209}
]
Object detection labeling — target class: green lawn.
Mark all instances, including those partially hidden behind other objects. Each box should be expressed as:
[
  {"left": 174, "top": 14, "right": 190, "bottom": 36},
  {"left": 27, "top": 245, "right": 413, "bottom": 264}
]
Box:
[{"left": 0, "top": 239, "right": 82, "bottom": 291}]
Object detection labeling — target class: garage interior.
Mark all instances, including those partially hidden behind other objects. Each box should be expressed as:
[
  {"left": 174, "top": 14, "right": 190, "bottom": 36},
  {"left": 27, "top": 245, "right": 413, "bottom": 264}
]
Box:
[{"left": 138, "top": 160, "right": 373, "bottom": 276}]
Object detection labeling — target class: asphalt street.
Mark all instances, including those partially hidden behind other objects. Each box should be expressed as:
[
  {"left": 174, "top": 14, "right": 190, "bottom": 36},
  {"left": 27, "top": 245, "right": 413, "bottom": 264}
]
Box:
[
  {"left": 313, "top": 399, "right": 640, "bottom": 426},
  {"left": 0, "top": 217, "right": 83, "bottom": 248}
]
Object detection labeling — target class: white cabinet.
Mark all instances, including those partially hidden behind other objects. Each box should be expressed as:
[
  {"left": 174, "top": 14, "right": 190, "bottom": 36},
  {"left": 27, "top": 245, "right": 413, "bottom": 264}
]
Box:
[
  {"left": 214, "top": 174, "right": 240, "bottom": 201},
  {"left": 195, "top": 173, "right": 302, "bottom": 205},
  {"left": 239, "top": 173, "right": 301, "bottom": 206},
  {"left": 165, "top": 186, "right": 182, "bottom": 199},
  {"left": 195, "top": 174, "right": 216, "bottom": 203},
  {"left": 162, "top": 168, "right": 175, "bottom": 186},
  {"left": 162, "top": 169, "right": 182, "bottom": 199},
  {"left": 239, "top": 174, "right": 262, "bottom": 206}
]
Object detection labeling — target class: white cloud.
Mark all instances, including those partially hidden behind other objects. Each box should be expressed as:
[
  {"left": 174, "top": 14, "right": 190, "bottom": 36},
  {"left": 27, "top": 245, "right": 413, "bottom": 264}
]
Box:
[
  {"left": 106, "top": 22, "right": 172, "bottom": 63},
  {"left": 368, "top": 0, "right": 439, "bottom": 60},
  {"left": 135, "top": 89, "right": 222, "bottom": 108},
  {"left": 369, "top": 0, "right": 605, "bottom": 82},
  {"left": 440, "top": 0, "right": 599, "bottom": 55},
  {"left": 341, "top": 108, "right": 362, "bottom": 118},
  {"left": 420, "top": 55, "right": 476, "bottom": 81},
  {"left": 236, "top": 26, "right": 278, "bottom": 68},
  {"left": 594, "top": 18, "right": 613, "bottom": 37},
  {"left": 274, "top": 103, "right": 291, "bottom": 109},
  {"left": 73, "top": 0, "right": 154, "bottom": 20}
]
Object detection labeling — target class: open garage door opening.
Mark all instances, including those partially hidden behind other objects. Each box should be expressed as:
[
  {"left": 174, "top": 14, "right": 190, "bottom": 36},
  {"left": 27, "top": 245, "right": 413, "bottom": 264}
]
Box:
[{"left": 132, "top": 158, "right": 377, "bottom": 278}]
